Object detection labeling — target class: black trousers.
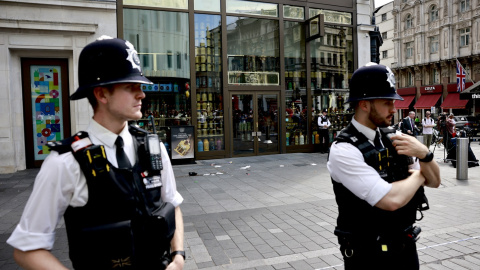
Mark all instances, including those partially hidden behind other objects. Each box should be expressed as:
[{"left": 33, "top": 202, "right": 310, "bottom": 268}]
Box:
[
  {"left": 341, "top": 240, "right": 419, "bottom": 270},
  {"left": 319, "top": 129, "right": 329, "bottom": 153}
]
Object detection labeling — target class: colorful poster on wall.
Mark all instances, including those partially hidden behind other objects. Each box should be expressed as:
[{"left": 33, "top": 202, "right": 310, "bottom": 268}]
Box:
[
  {"left": 31, "top": 66, "right": 64, "bottom": 160},
  {"left": 171, "top": 126, "right": 194, "bottom": 160}
]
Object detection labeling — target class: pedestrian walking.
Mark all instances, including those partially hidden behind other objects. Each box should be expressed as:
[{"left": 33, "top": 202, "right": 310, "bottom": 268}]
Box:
[
  {"left": 422, "top": 111, "right": 435, "bottom": 149},
  {"left": 7, "top": 36, "right": 185, "bottom": 269},
  {"left": 401, "top": 111, "right": 420, "bottom": 136},
  {"left": 327, "top": 63, "right": 441, "bottom": 270}
]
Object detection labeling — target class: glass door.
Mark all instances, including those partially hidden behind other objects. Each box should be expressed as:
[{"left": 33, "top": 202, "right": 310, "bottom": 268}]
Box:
[{"left": 231, "top": 92, "right": 279, "bottom": 156}]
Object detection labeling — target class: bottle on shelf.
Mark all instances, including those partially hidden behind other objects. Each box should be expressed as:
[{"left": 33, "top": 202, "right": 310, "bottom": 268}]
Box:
[
  {"left": 209, "top": 138, "right": 215, "bottom": 151},
  {"left": 286, "top": 132, "right": 290, "bottom": 146},
  {"left": 198, "top": 139, "right": 203, "bottom": 152},
  {"left": 299, "top": 132, "right": 304, "bottom": 145},
  {"left": 295, "top": 134, "right": 299, "bottom": 145},
  {"left": 216, "top": 137, "right": 222, "bottom": 150},
  {"left": 315, "top": 132, "right": 320, "bottom": 144},
  {"left": 203, "top": 138, "right": 209, "bottom": 152}
]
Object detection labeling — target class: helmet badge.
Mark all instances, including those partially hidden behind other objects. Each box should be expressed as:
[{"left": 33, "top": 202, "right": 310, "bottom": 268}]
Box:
[
  {"left": 386, "top": 66, "right": 395, "bottom": 88},
  {"left": 125, "top": 40, "right": 141, "bottom": 72}
]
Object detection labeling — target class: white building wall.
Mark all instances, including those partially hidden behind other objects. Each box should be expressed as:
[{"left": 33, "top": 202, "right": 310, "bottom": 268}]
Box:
[
  {"left": 357, "top": 0, "right": 376, "bottom": 67},
  {"left": 0, "top": 0, "right": 116, "bottom": 173},
  {"left": 377, "top": 2, "right": 395, "bottom": 67}
]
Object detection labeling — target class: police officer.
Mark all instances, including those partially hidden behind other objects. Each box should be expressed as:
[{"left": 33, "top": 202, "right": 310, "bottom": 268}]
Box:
[
  {"left": 7, "top": 36, "right": 185, "bottom": 269},
  {"left": 327, "top": 63, "right": 441, "bottom": 270},
  {"left": 317, "top": 109, "right": 331, "bottom": 153}
]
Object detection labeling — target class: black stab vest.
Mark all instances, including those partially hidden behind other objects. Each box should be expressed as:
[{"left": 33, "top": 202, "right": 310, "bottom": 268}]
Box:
[
  {"left": 49, "top": 125, "right": 172, "bottom": 269},
  {"left": 331, "top": 123, "right": 426, "bottom": 236}
]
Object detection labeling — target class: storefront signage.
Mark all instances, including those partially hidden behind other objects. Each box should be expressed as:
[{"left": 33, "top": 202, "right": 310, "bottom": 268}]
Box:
[
  {"left": 142, "top": 84, "right": 159, "bottom": 92},
  {"left": 420, "top": 85, "right": 442, "bottom": 94},
  {"left": 228, "top": 71, "right": 279, "bottom": 85}
]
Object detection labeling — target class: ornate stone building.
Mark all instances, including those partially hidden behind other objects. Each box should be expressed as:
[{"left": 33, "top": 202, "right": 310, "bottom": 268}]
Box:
[{"left": 391, "top": 0, "right": 480, "bottom": 119}]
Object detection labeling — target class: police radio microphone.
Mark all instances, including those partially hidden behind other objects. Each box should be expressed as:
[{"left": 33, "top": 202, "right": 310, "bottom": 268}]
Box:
[
  {"left": 146, "top": 116, "right": 163, "bottom": 172},
  {"left": 385, "top": 131, "right": 414, "bottom": 167}
]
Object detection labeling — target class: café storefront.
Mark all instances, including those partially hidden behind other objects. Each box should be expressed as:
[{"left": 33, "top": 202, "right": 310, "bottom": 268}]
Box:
[{"left": 117, "top": 0, "right": 357, "bottom": 160}]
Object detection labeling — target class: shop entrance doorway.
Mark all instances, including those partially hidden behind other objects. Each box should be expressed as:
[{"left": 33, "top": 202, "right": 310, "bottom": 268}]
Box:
[
  {"left": 21, "top": 58, "right": 71, "bottom": 168},
  {"left": 231, "top": 92, "right": 279, "bottom": 156}
]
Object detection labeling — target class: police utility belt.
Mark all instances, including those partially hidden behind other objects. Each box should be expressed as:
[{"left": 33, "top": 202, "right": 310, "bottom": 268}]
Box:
[{"left": 50, "top": 126, "right": 176, "bottom": 270}]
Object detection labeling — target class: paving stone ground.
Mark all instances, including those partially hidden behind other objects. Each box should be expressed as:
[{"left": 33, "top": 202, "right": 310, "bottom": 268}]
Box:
[{"left": 1, "top": 139, "right": 480, "bottom": 269}]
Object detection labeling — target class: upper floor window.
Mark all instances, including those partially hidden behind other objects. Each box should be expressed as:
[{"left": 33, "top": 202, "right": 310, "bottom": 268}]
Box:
[
  {"left": 460, "top": 28, "right": 470, "bottom": 47},
  {"left": 460, "top": 0, "right": 471, "bottom": 12},
  {"left": 405, "top": 14, "right": 413, "bottom": 29},
  {"left": 429, "top": 5, "right": 438, "bottom": 22},
  {"left": 382, "top": 50, "right": 388, "bottom": 59},
  {"left": 406, "top": 42, "right": 413, "bottom": 58},
  {"left": 407, "top": 71, "right": 413, "bottom": 86},
  {"left": 430, "top": 36, "right": 439, "bottom": 53},
  {"left": 382, "top": 13, "right": 387, "bottom": 21},
  {"left": 382, "top": 32, "right": 387, "bottom": 40},
  {"left": 431, "top": 68, "right": 439, "bottom": 84}
]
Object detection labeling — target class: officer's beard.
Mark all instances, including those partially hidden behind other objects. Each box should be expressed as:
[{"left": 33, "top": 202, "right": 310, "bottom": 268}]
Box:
[{"left": 368, "top": 103, "right": 393, "bottom": 128}]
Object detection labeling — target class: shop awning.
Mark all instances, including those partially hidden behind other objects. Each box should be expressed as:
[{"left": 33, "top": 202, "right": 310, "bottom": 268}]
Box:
[
  {"left": 441, "top": 93, "right": 468, "bottom": 109},
  {"left": 413, "top": 94, "right": 441, "bottom": 109},
  {"left": 394, "top": 95, "right": 415, "bottom": 109},
  {"left": 460, "top": 80, "right": 480, "bottom": 100}
]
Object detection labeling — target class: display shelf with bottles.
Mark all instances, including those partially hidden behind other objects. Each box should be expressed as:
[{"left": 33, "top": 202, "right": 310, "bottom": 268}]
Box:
[{"left": 195, "top": 18, "right": 224, "bottom": 152}]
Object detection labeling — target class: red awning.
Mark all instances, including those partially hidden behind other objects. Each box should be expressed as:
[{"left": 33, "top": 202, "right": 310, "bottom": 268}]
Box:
[
  {"left": 413, "top": 94, "right": 441, "bottom": 109},
  {"left": 394, "top": 95, "right": 415, "bottom": 109},
  {"left": 441, "top": 93, "right": 468, "bottom": 109}
]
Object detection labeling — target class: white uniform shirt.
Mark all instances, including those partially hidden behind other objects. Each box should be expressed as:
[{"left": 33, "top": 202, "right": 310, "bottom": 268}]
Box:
[
  {"left": 327, "top": 118, "right": 419, "bottom": 207},
  {"left": 318, "top": 115, "right": 331, "bottom": 129},
  {"left": 7, "top": 119, "right": 183, "bottom": 252},
  {"left": 422, "top": 117, "right": 435, "bottom": 135}
]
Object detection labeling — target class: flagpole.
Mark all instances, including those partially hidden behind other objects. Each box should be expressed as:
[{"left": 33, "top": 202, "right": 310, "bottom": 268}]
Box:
[{"left": 456, "top": 57, "right": 475, "bottom": 83}]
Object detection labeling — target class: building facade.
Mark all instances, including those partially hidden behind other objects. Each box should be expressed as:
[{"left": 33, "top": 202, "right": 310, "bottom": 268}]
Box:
[
  {"left": 391, "top": 0, "right": 480, "bottom": 121},
  {"left": 1, "top": 0, "right": 377, "bottom": 173},
  {"left": 377, "top": 1, "right": 395, "bottom": 67},
  {"left": 0, "top": 0, "right": 116, "bottom": 173}
]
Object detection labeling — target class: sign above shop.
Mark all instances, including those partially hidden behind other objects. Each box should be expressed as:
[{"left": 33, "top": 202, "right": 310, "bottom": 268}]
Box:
[
  {"left": 420, "top": 85, "right": 442, "bottom": 94},
  {"left": 142, "top": 84, "right": 159, "bottom": 92},
  {"left": 306, "top": 14, "right": 325, "bottom": 42}
]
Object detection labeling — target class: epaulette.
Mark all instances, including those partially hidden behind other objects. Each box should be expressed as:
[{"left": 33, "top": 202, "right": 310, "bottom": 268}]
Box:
[
  {"left": 129, "top": 124, "right": 148, "bottom": 138},
  {"left": 47, "top": 131, "right": 90, "bottom": 155}
]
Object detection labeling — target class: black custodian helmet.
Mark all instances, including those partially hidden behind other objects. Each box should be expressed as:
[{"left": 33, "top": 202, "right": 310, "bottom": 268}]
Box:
[
  {"left": 70, "top": 36, "right": 152, "bottom": 100},
  {"left": 346, "top": 62, "right": 403, "bottom": 103}
]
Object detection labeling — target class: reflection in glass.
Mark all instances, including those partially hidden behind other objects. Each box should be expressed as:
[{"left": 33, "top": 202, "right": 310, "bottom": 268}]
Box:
[
  {"left": 195, "top": 14, "right": 224, "bottom": 152},
  {"left": 284, "top": 5, "right": 304, "bottom": 20},
  {"left": 226, "top": 0, "right": 278, "bottom": 17},
  {"left": 227, "top": 16, "right": 280, "bottom": 85},
  {"left": 124, "top": 9, "right": 191, "bottom": 147},
  {"left": 257, "top": 94, "right": 279, "bottom": 153},
  {"left": 284, "top": 21, "right": 308, "bottom": 146},
  {"left": 194, "top": 0, "right": 220, "bottom": 12},
  {"left": 124, "top": 0, "right": 188, "bottom": 9},
  {"left": 124, "top": 9, "right": 189, "bottom": 78},
  {"left": 310, "top": 26, "right": 354, "bottom": 141},
  {"left": 309, "top": 9, "right": 352, "bottom": 25},
  {"left": 232, "top": 94, "right": 254, "bottom": 155}
]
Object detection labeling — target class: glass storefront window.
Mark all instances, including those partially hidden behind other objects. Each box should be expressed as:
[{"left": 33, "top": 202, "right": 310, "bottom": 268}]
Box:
[
  {"left": 194, "top": 0, "right": 220, "bottom": 12},
  {"left": 309, "top": 8, "right": 352, "bottom": 25},
  {"left": 284, "top": 21, "right": 307, "bottom": 146},
  {"left": 124, "top": 0, "right": 188, "bottom": 9},
  {"left": 284, "top": 5, "right": 304, "bottom": 20},
  {"left": 195, "top": 14, "right": 224, "bottom": 152},
  {"left": 124, "top": 9, "right": 191, "bottom": 153},
  {"left": 310, "top": 26, "right": 354, "bottom": 140},
  {"left": 226, "top": 0, "right": 278, "bottom": 17},
  {"left": 226, "top": 16, "right": 280, "bottom": 85}
]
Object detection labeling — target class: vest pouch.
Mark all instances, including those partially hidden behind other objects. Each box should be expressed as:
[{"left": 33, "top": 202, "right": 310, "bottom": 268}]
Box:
[
  {"left": 149, "top": 202, "right": 176, "bottom": 240},
  {"left": 140, "top": 202, "right": 176, "bottom": 262},
  {"left": 77, "top": 220, "right": 134, "bottom": 269}
]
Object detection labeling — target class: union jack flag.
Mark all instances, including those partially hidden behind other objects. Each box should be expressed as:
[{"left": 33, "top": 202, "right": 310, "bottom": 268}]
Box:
[{"left": 456, "top": 59, "right": 466, "bottom": 92}]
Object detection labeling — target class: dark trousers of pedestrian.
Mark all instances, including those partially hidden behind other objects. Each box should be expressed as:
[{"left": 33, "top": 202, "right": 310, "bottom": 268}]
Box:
[
  {"left": 341, "top": 240, "right": 419, "bottom": 270},
  {"left": 319, "top": 129, "right": 329, "bottom": 153}
]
